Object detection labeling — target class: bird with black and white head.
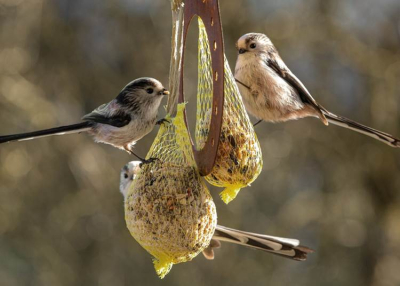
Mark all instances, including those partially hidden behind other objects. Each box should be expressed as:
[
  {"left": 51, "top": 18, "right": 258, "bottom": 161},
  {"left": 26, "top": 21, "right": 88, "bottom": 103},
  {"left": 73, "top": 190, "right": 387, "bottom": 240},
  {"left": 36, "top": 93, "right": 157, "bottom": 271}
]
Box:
[{"left": 0, "top": 77, "right": 169, "bottom": 162}]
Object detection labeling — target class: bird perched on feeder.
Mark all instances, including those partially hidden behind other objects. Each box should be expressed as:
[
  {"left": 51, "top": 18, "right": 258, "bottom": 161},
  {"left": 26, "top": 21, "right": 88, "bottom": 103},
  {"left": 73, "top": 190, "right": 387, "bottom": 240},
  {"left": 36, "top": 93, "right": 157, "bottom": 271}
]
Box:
[
  {"left": 0, "top": 77, "right": 169, "bottom": 162},
  {"left": 120, "top": 161, "right": 313, "bottom": 261},
  {"left": 234, "top": 33, "right": 400, "bottom": 148}
]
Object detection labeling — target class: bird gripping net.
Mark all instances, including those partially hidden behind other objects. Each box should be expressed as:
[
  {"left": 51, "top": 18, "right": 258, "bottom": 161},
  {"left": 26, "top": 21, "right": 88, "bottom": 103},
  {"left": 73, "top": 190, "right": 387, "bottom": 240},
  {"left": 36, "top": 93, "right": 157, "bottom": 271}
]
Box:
[{"left": 125, "top": 0, "right": 262, "bottom": 278}]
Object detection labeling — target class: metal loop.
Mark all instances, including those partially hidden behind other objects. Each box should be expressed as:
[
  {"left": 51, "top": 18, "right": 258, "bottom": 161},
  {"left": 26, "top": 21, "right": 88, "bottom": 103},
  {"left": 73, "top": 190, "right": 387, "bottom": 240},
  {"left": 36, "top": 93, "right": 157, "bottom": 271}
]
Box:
[{"left": 178, "top": 0, "right": 224, "bottom": 176}]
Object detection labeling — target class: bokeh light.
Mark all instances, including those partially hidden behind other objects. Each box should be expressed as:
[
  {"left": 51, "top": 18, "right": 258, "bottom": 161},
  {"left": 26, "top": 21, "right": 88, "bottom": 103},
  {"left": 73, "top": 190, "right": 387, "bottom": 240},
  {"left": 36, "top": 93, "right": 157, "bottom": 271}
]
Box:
[{"left": 1, "top": 0, "right": 400, "bottom": 285}]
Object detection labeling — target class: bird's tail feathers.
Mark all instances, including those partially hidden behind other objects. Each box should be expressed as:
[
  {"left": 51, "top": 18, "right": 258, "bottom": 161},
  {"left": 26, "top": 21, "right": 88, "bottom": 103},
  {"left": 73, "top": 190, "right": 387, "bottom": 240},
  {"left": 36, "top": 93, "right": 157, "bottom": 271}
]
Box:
[
  {"left": 213, "top": 225, "right": 313, "bottom": 261},
  {"left": 322, "top": 110, "right": 400, "bottom": 148},
  {"left": 0, "top": 122, "right": 92, "bottom": 144}
]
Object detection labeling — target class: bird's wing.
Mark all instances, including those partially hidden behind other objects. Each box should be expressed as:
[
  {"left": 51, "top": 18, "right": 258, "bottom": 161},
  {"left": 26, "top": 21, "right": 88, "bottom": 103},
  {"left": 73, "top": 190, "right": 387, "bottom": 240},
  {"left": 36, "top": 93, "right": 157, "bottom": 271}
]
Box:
[
  {"left": 82, "top": 103, "right": 131, "bottom": 128},
  {"left": 266, "top": 54, "right": 328, "bottom": 124}
]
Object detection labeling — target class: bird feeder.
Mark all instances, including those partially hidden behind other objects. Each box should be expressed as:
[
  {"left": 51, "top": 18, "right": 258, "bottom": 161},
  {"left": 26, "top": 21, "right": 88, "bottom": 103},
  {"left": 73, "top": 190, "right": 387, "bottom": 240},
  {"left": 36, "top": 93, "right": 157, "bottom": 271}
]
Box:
[{"left": 125, "top": 0, "right": 263, "bottom": 278}]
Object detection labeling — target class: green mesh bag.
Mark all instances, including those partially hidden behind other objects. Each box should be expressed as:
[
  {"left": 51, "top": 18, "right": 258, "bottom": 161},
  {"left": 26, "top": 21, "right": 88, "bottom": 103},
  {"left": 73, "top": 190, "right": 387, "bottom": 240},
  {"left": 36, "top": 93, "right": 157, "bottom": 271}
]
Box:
[
  {"left": 124, "top": 104, "right": 217, "bottom": 279},
  {"left": 196, "top": 18, "right": 263, "bottom": 204}
]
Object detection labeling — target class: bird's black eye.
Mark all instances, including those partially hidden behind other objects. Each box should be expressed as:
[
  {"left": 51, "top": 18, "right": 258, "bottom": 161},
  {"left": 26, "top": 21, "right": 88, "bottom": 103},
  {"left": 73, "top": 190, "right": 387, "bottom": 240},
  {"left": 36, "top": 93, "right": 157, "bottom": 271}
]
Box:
[
  {"left": 124, "top": 173, "right": 128, "bottom": 179},
  {"left": 250, "top": 43, "right": 256, "bottom": 49},
  {"left": 146, "top": 88, "right": 154, "bottom": 94}
]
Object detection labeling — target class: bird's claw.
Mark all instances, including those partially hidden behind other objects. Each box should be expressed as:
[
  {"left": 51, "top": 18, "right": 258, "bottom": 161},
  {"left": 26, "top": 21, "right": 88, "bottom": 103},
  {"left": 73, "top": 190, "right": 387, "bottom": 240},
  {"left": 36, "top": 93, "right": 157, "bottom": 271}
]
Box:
[
  {"left": 139, "top": 157, "right": 160, "bottom": 167},
  {"left": 156, "top": 118, "right": 170, "bottom": 125},
  {"left": 253, "top": 119, "right": 263, "bottom": 127}
]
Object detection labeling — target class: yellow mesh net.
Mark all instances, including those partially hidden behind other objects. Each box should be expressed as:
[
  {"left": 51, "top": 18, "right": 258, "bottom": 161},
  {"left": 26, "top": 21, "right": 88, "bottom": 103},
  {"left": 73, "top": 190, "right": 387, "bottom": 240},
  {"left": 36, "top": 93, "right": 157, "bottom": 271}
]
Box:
[
  {"left": 196, "top": 18, "right": 263, "bottom": 204},
  {"left": 124, "top": 2, "right": 263, "bottom": 278},
  {"left": 124, "top": 105, "right": 217, "bottom": 279}
]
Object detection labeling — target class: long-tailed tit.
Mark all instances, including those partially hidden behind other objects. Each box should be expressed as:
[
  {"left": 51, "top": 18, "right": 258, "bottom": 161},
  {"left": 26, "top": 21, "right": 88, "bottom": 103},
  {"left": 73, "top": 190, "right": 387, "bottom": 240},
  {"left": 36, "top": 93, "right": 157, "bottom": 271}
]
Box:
[
  {"left": 0, "top": 78, "right": 169, "bottom": 161},
  {"left": 235, "top": 33, "right": 400, "bottom": 148},
  {"left": 120, "top": 161, "right": 313, "bottom": 261}
]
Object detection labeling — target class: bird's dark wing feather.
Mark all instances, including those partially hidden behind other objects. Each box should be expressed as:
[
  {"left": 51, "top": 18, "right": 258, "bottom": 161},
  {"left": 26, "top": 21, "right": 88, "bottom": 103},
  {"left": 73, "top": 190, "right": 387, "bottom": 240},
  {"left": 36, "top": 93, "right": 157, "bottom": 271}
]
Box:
[
  {"left": 266, "top": 55, "right": 327, "bottom": 112},
  {"left": 266, "top": 54, "right": 328, "bottom": 124},
  {"left": 82, "top": 104, "right": 131, "bottom": 128}
]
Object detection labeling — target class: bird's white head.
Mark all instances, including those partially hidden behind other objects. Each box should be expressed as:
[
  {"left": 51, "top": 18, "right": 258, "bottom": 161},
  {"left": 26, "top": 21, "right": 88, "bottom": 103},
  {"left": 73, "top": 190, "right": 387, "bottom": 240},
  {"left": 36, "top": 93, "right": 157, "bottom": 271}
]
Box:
[
  {"left": 119, "top": 161, "right": 142, "bottom": 199},
  {"left": 236, "top": 33, "right": 274, "bottom": 56}
]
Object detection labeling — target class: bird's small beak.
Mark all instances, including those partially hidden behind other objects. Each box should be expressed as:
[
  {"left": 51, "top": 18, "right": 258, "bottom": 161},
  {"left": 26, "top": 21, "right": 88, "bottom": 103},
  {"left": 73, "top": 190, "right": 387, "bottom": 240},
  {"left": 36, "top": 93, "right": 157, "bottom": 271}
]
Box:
[
  {"left": 238, "top": 48, "right": 247, "bottom": 54},
  {"left": 159, "top": 89, "right": 169, "bottom": 96}
]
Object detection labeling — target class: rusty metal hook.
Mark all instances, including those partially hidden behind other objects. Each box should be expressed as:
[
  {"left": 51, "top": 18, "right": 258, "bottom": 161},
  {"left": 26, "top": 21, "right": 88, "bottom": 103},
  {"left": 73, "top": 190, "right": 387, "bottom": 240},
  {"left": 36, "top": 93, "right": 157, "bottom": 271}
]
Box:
[{"left": 178, "top": 0, "right": 225, "bottom": 176}]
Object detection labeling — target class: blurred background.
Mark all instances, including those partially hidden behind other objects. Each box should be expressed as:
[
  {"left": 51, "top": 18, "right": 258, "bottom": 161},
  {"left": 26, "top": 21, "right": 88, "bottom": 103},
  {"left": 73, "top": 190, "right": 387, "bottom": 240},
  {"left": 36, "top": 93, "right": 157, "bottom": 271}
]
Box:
[{"left": 1, "top": 0, "right": 400, "bottom": 285}]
